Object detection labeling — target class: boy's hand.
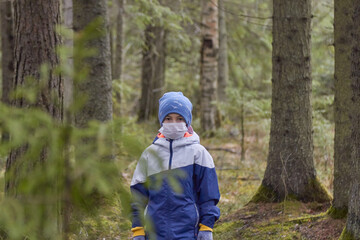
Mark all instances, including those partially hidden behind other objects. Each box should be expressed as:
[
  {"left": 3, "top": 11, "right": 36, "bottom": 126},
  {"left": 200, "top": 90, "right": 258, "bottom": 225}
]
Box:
[
  {"left": 133, "top": 236, "right": 145, "bottom": 240},
  {"left": 197, "top": 231, "right": 213, "bottom": 240}
]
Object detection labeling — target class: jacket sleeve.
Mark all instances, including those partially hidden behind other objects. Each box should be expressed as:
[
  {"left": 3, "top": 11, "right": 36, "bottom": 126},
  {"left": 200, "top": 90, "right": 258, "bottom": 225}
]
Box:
[
  {"left": 130, "top": 151, "right": 149, "bottom": 236},
  {"left": 194, "top": 146, "right": 221, "bottom": 230}
]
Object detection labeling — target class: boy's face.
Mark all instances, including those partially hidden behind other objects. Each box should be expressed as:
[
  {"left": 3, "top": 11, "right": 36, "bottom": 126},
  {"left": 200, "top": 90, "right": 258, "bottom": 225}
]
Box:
[{"left": 163, "top": 113, "right": 185, "bottom": 124}]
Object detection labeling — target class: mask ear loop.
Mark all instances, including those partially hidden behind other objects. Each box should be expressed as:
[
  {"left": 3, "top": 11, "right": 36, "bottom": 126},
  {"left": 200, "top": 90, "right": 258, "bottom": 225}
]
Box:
[{"left": 187, "top": 125, "right": 193, "bottom": 134}]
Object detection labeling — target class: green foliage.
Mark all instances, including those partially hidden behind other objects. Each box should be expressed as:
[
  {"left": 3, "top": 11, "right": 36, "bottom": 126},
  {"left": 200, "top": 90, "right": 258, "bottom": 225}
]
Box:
[
  {"left": 126, "top": 0, "right": 192, "bottom": 50},
  {"left": 312, "top": 0, "right": 334, "bottom": 98},
  {"left": 0, "top": 19, "right": 150, "bottom": 239},
  {"left": 226, "top": 0, "right": 272, "bottom": 93},
  {"left": 0, "top": 101, "right": 146, "bottom": 239}
]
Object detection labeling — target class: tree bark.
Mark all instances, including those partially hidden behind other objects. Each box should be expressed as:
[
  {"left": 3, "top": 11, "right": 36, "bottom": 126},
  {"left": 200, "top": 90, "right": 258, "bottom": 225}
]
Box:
[
  {"left": 6, "top": 0, "right": 63, "bottom": 195},
  {"left": 62, "top": 0, "right": 73, "bottom": 112},
  {"left": 0, "top": 0, "right": 14, "bottom": 105},
  {"left": 200, "top": 0, "right": 218, "bottom": 134},
  {"left": 342, "top": 2, "right": 360, "bottom": 237},
  {"left": 138, "top": 25, "right": 166, "bottom": 121},
  {"left": 73, "top": 0, "right": 113, "bottom": 127},
  {"left": 113, "top": 0, "right": 124, "bottom": 116},
  {"left": 217, "top": 0, "right": 228, "bottom": 102},
  {"left": 330, "top": 0, "right": 353, "bottom": 219},
  {"left": 343, "top": 181, "right": 360, "bottom": 239},
  {"left": 251, "top": 0, "right": 331, "bottom": 203},
  {"left": 113, "top": 0, "right": 124, "bottom": 81}
]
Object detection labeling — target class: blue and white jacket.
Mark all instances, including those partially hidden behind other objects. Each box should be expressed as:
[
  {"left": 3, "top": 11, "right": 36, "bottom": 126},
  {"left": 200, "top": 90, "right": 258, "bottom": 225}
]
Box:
[{"left": 130, "top": 131, "right": 220, "bottom": 240}]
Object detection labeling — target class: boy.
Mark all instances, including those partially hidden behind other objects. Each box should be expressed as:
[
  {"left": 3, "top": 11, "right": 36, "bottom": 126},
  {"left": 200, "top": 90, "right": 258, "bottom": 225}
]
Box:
[{"left": 131, "top": 92, "right": 220, "bottom": 240}]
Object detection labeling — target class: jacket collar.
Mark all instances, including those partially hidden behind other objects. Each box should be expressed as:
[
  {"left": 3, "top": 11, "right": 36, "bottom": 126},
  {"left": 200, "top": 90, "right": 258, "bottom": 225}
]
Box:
[{"left": 153, "top": 131, "right": 200, "bottom": 147}]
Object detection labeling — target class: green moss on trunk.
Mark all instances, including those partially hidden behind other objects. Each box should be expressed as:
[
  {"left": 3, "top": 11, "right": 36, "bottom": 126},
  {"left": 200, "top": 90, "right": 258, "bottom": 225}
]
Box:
[
  {"left": 303, "top": 177, "right": 332, "bottom": 203},
  {"left": 327, "top": 205, "right": 348, "bottom": 219},
  {"left": 249, "top": 184, "right": 278, "bottom": 203},
  {"left": 250, "top": 178, "right": 332, "bottom": 203},
  {"left": 339, "top": 227, "right": 355, "bottom": 240}
]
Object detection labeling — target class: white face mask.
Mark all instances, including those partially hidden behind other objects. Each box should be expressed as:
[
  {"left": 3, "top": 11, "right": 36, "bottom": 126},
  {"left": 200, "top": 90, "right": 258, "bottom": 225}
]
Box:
[{"left": 159, "top": 122, "right": 188, "bottom": 140}]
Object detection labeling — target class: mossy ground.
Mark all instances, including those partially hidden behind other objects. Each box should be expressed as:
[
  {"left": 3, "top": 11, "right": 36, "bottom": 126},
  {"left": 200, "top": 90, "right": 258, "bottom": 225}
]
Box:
[
  {"left": 203, "top": 125, "right": 344, "bottom": 240},
  {"left": 214, "top": 201, "right": 345, "bottom": 240},
  {"left": 69, "top": 194, "right": 132, "bottom": 240}
]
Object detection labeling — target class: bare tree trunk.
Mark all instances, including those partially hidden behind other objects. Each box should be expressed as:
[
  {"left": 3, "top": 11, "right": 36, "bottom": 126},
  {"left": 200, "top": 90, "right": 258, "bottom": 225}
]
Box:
[
  {"left": 6, "top": 0, "right": 63, "bottom": 195},
  {"left": 342, "top": 181, "right": 360, "bottom": 239},
  {"left": 217, "top": 0, "right": 228, "bottom": 102},
  {"left": 0, "top": 0, "right": 14, "bottom": 153},
  {"left": 250, "top": 0, "right": 330, "bottom": 203},
  {"left": 341, "top": 2, "right": 360, "bottom": 238},
  {"left": 0, "top": 0, "right": 14, "bottom": 105},
  {"left": 113, "top": 0, "right": 124, "bottom": 116},
  {"left": 330, "top": 0, "right": 353, "bottom": 219},
  {"left": 62, "top": 0, "right": 73, "bottom": 112},
  {"left": 73, "top": 0, "right": 113, "bottom": 127},
  {"left": 138, "top": 25, "right": 166, "bottom": 121},
  {"left": 200, "top": 0, "right": 218, "bottom": 134},
  {"left": 240, "top": 101, "right": 246, "bottom": 161},
  {"left": 110, "top": 24, "right": 114, "bottom": 79},
  {"left": 114, "top": 0, "right": 124, "bottom": 81}
]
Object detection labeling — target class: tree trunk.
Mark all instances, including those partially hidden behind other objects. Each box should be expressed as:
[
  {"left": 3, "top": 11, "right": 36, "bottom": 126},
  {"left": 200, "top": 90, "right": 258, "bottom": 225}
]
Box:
[
  {"left": 330, "top": 0, "right": 353, "bottom": 219},
  {"left": 342, "top": 181, "right": 360, "bottom": 239},
  {"left": 114, "top": 0, "right": 124, "bottom": 81},
  {"left": 73, "top": 0, "right": 113, "bottom": 127},
  {"left": 200, "top": 0, "right": 218, "bottom": 134},
  {"left": 138, "top": 25, "right": 166, "bottom": 121},
  {"left": 250, "top": 0, "right": 331, "bottom": 203},
  {"left": 217, "top": 0, "right": 228, "bottom": 102},
  {"left": 0, "top": 0, "right": 14, "bottom": 105},
  {"left": 62, "top": 0, "right": 73, "bottom": 112},
  {"left": 5, "top": 0, "right": 63, "bottom": 195},
  {"left": 341, "top": 2, "right": 360, "bottom": 237},
  {"left": 113, "top": 0, "right": 124, "bottom": 116}
]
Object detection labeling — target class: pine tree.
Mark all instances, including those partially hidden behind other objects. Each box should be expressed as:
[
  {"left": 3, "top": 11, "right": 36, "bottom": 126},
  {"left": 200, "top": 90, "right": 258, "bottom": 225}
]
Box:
[
  {"left": 0, "top": 0, "right": 14, "bottom": 105},
  {"left": 251, "top": 0, "right": 331, "bottom": 203},
  {"left": 330, "top": 0, "right": 353, "bottom": 219},
  {"left": 138, "top": 25, "right": 166, "bottom": 121},
  {"left": 341, "top": 1, "right": 360, "bottom": 238},
  {"left": 73, "top": 0, "right": 113, "bottom": 127},
  {"left": 6, "top": 0, "right": 63, "bottom": 195},
  {"left": 200, "top": 0, "right": 218, "bottom": 134},
  {"left": 217, "top": 0, "right": 228, "bottom": 102}
]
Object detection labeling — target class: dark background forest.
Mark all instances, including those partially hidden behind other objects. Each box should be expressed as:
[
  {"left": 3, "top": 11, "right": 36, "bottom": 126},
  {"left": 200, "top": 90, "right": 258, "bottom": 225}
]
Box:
[{"left": 0, "top": 0, "right": 359, "bottom": 239}]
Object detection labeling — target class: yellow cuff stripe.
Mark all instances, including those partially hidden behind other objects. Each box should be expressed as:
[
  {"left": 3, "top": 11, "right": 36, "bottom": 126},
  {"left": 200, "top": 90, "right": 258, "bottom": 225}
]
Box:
[
  {"left": 131, "top": 227, "right": 145, "bottom": 236},
  {"left": 199, "top": 223, "right": 213, "bottom": 232}
]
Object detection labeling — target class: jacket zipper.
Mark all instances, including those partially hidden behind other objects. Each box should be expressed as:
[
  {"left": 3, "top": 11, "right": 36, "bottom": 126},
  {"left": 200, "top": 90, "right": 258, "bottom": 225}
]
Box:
[
  {"left": 168, "top": 139, "right": 173, "bottom": 169},
  {"left": 167, "top": 139, "right": 173, "bottom": 238},
  {"left": 194, "top": 203, "right": 199, "bottom": 228}
]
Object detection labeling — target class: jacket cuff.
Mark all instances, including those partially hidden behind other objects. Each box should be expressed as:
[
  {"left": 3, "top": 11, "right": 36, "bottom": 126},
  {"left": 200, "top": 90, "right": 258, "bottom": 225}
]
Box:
[
  {"left": 131, "top": 227, "right": 145, "bottom": 236},
  {"left": 199, "top": 223, "right": 213, "bottom": 232}
]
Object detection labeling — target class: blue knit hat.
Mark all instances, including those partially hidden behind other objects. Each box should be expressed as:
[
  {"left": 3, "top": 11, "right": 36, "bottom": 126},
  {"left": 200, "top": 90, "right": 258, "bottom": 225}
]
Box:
[{"left": 158, "top": 92, "right": 193, "bottom": 126}]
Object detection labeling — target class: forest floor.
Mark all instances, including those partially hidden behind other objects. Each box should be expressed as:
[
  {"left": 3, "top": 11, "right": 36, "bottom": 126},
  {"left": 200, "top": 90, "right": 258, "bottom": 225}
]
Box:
[
  {"left": 202, "top": 127, "right": 344, "bottom": 240},
  {"left": 214, "top": 200, "right": 345, "bottom": 239},
  {"left": 0, "top": 121, "right": 343, "bottom": 239}
]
